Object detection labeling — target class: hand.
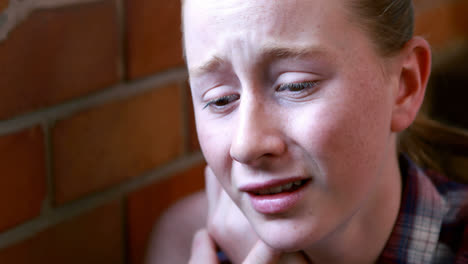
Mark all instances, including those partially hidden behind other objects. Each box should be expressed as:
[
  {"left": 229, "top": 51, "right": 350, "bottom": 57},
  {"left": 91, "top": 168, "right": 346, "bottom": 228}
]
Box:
[
  {"left": 188, "top": 229, "right": 218, "bottom": 264},
  {"left": 203, "top": 166, "right": 311, "bottom": 264},
  {"left": 189, "top": 229, "right": 309, "bottom": 264},
  {"left": 204, "top": 166, "right": 258, "bottom": 263}
]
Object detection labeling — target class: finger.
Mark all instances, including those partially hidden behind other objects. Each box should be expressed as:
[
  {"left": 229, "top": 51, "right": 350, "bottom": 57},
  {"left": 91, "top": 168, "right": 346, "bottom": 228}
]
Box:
[
  {"left": 189, "top": 229, "right": 219, "bottom": 264},
  {"left": 278, "top": 251, "right": 310, "bottom": 264},
  {"left": 242, "top": 240, "right": 280, "bottom": 264}
]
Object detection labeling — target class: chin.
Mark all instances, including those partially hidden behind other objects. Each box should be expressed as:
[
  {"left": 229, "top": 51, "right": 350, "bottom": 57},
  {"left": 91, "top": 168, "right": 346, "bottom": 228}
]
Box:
[
  {"left": 255, "top": 219, "right": 318, "bottom": 252},
  {"left": 260, "top": 232, "right": 310, "bottom": 252}
]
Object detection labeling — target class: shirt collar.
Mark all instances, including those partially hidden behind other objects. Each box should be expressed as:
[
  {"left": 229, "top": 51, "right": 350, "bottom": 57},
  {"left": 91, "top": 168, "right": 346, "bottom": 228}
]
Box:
[{"left": 378, "top": 156, "right": 450, "bottom": 263}]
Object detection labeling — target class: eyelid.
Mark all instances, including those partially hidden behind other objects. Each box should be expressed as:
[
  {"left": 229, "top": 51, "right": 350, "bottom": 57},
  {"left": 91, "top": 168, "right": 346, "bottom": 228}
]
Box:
[
  {"left": 203, "top": 94, "right": 240, "bottom": 110},
  {"left": 274, "top": 70, "right": 322, "bottom": 86},
  {"left": 276, "top": 81, "right": 319, "bottom": 92},
  {"left": 201, "top": 84, "right": 236, "bottom": 105}
]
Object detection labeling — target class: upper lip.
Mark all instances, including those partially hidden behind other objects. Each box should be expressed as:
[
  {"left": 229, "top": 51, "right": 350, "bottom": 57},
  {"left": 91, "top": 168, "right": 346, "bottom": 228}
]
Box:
[{"left": 238, "top": 177, "right": 308, "bottom": 193}]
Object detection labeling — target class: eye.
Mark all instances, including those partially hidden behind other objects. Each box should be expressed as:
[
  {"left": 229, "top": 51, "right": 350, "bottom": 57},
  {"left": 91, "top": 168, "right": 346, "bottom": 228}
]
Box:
[
  {"left": 203, "top": 94, "right": 240, "bottom": 110},
  {"left": 276, "top": 81, "right": 319, "bottom": 93}
]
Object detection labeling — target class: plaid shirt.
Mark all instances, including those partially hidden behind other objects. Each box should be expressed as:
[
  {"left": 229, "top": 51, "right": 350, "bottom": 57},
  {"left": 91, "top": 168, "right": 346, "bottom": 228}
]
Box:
[
  {"left": 218, "top": 156, "right": 468, "bottom": 263},
  {"left": 378, "top": 156, "right": 468, "bottom": 263}
]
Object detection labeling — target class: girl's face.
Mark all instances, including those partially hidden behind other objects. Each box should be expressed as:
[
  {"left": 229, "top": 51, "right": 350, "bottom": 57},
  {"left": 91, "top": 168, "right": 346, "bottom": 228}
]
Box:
[{"left": 185, "top": 0, "right": 401, "bottom": 251}]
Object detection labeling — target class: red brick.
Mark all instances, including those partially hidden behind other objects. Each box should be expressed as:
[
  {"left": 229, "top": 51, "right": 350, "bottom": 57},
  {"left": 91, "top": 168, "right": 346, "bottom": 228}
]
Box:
[
  {"left": 53, "top": 84, "right": 184, "bottom": 204},
  {"left": 0, "top": 126, "right": 46, "bottom": 231},
  {"left": 0, "top": 0, "right": 120, "bottom": 120},
  {"left": 127, "top": 162, "right": 205, "bottom": 264},
  {"left": 0, "top": 201, "right": 124, "bottom": 264},
  {"left": 413, "top": 0, "right": 445, "bottom": 12},
  {"left": 0, "top": 0, "right": 8, "bottom": 12},
  {"left": 126, "top": 0, "right": 184, "bottom": 79},
  {"left": 415, "top": 1, "right": 468, "bottom": 51}
]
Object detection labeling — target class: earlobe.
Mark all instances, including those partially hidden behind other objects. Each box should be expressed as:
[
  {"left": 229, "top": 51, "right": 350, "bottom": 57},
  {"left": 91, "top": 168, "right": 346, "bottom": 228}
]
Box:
[{"left": 391, "top": 37, "right": 432, "bottom": 132}]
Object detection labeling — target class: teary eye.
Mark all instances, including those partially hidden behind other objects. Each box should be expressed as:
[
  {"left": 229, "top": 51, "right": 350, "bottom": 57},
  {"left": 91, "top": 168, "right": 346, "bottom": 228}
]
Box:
[{"left": 203, "top": 94, "right": 240, "bottom": 109}]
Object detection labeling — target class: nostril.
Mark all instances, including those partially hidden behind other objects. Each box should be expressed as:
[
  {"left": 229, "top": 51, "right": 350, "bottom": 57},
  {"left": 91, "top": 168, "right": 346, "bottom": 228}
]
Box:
[{"left": 230, "top": 134, "right": 287, "bottom": 165}]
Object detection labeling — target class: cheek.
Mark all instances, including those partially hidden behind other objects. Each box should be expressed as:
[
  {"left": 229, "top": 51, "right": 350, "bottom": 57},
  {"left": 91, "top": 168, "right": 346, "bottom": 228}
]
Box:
[
  {"left": 290, "top": 82, "right": 393, "bottom": 185},
  {"left": 195, "top": 115, "right": 234, "bottom": 184}
]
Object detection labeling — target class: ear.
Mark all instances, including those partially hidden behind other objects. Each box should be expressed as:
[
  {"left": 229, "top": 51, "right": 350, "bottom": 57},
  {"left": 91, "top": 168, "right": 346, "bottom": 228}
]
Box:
[{"left": 391, "top": 37, "right": 432, "bottom": 132}]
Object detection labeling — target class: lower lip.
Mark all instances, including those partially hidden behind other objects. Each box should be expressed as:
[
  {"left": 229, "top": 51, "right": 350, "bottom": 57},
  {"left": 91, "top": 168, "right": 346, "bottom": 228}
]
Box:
[{"left": 247, "top": 182, "right": 309, "bottom": 214}]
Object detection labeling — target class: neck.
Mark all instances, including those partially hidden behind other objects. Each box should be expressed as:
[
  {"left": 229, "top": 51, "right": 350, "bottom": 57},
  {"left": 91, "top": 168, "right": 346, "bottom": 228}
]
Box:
[{"left": 303, "top": 144, "right": 402, "bottom": 264}]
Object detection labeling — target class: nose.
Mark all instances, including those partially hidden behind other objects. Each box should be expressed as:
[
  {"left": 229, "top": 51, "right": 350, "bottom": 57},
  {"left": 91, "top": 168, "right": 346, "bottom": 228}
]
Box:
[{"left": 229, "top": 95, "right": 286, "bottom": 165}]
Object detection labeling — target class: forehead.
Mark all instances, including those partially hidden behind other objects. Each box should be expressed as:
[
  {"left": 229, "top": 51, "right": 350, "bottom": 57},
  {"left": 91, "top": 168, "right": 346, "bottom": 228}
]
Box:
[
  {"left": 184, "top": 0, "right": 317, "bottom": 30},
  {"left": 183, "top": 0, "right": 344, "bottom": 39},
  {"left": 181, "top": 0, "right": 375, "bottom": 76}
]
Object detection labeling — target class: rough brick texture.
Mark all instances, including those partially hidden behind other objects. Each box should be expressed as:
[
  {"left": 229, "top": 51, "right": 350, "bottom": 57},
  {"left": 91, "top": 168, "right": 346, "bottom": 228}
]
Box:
[
  {"left": 126, "top": 0, "right": 184, "bottom": 79},
  {"left": 127, "top": 162, "right": 205, "bottom": 264},
  {"left": 53, "top": 84, "right": 183, "bottom": 204},
  {"left": 0, "top": 126, "right": 46, "bottom": 232},
  {"left": 0, "top": 201, "right": 124, "bottom": 264},
  {"left": 0, "top": 0, "right": 120, "bottom": 120}
]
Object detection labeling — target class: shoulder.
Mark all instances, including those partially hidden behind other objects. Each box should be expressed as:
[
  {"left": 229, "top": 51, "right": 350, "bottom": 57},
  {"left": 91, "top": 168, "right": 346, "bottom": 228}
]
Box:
[
  {"left": 423, "top": 166, "right": 468, "bottom": 230},
  {"left": 423, "top": 167, "right": 468, "bottom": 263},
  {"left": 386, "top": 156, "right": 468, "bottom": 263}
]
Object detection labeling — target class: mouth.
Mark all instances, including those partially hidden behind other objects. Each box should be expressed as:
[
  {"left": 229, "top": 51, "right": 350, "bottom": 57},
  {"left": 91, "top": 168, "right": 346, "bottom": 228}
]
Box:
[
  {"left": 240, "top": 178, "right": 311, "bottom": 214},
  {"left": 250, "top": 179, "right": 310, "bottom": 196}
]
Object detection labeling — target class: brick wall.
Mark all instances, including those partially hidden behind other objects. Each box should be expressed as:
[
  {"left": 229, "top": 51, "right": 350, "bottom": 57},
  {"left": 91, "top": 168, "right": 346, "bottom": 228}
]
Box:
[{"left": 0, "top": 0, "right": 466, "bottom": 263}]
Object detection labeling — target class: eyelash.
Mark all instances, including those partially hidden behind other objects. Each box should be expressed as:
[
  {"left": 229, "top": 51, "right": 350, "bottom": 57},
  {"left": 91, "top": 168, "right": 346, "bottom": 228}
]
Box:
[
  {"left": 276, "top": 81, "right": 319, "bottom": 93},
  {"left": 203, "top": 81, "right": 319, "bottom": 110},
  {"left": 203, "top": 94, "right": 240, "bottom": 109}
]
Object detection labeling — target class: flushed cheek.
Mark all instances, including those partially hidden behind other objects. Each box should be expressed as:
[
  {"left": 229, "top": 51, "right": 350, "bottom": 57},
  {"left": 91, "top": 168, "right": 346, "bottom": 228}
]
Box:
[
  {"left": 289, "top": 103, "right": 353, "bottom": 161},
  {"left": 291, "top": 96, "right": 386, "bottom": 187},
  {"left": 197, "top": 122, "right": 235, "bottom": 186}
]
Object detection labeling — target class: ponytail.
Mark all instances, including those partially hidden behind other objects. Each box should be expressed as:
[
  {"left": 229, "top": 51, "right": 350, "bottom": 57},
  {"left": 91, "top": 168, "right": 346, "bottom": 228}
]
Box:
[{"left": 398, "top": 115, "right": 468, "bottom": 183}]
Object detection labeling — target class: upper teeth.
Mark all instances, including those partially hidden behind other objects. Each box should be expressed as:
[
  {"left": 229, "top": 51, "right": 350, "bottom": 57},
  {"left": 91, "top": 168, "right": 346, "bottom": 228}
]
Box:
[{"left": 256, "top": 180, "right": 303, "bottom": 195}]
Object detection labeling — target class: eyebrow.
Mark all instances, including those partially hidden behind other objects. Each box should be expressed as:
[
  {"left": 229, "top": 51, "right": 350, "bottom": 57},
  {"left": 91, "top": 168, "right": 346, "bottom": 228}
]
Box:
[
  {"left": 190, "top": 55, "right": 225, "bottom": 78},
  {"left": 189, "top": 45, "right": 328, "bottom": 77},
  {"left": 263, "top": 45, "right": 323, "bottom": 60}
]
